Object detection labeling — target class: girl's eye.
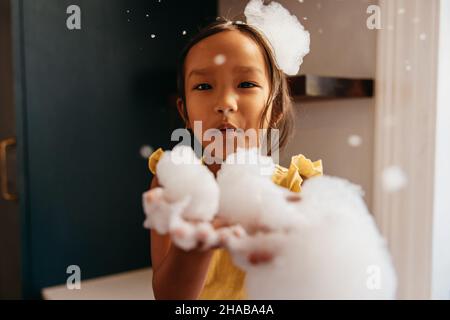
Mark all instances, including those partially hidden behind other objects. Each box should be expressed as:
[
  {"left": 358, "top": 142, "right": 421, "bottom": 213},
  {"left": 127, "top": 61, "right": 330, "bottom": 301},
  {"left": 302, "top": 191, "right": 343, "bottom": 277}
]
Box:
[
  {"left": 238, "top": 82, "right": 258, "bottom": 89},
  {"left": 194, "top": 83, "right": 212, "bottom": 91}
]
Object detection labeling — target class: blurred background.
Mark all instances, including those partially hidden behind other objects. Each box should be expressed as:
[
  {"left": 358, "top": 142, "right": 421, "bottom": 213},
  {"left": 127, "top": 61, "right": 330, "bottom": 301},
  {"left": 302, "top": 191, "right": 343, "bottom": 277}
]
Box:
[{"left": 0, "top": 0, "right": 449, "bottom": 299}]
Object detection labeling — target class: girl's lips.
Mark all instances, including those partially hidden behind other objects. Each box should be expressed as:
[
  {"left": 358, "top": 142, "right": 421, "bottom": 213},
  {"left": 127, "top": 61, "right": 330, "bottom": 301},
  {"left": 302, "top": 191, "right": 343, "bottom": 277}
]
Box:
[{"left": 217, "top": 122, "right": 238, "bottom": 131}]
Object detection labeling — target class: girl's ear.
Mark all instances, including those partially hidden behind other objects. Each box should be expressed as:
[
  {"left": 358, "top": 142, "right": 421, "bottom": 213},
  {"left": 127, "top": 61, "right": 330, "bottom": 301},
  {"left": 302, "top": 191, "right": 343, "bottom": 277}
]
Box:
[{"left": 176, "top": 98, "right": 190, "bottom": 129}]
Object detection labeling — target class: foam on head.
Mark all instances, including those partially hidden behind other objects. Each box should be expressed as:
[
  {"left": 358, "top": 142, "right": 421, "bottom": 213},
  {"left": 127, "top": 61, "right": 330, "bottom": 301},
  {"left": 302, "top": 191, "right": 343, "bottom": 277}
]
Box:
[{"left": 244, "top": 0, "right": 310, "bottom": 76}]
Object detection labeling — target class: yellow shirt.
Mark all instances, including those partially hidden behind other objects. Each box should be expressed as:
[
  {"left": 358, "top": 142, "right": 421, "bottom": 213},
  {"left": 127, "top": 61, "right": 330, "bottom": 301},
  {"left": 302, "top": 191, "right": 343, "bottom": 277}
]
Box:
[{"left": 148, "top": 148, "right": 323, "bottom": 299}]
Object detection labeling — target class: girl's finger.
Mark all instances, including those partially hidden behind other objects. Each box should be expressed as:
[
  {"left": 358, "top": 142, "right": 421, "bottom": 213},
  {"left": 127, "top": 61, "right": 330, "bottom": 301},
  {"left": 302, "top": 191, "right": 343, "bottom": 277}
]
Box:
[
  {"left": 248, "top": 251, "right": 273, "bottom": 265},
  {"left": 145, "top": 187, "right": 164, "bottom": 202},
  {"left": 171, "top": 227, "right": 185, "bottom": 238},
  {"left": 212, "top": 217, "right": 229, "bottom": 229}
]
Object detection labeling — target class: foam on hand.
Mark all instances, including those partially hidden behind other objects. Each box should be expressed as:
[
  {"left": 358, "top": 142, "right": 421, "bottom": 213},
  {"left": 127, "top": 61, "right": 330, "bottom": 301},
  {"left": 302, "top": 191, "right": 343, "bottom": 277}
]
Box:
[
  {"left": 156, "top": 145, "right": 219, "bottom": 221},
  {"left": 142, "top": 146, "right": 397, "bottom": 299},
  {"left": 217, "top": 147, "right": 302, "bottom": 232},
  {"left": 142, "top": 145, "right": 221, "bottom": 250},
  {"left": 244, "top": 0, "right": 310, "bottom": 75},
  {"left": 224, "top": 174, "right": 397, "bottom": 300}
]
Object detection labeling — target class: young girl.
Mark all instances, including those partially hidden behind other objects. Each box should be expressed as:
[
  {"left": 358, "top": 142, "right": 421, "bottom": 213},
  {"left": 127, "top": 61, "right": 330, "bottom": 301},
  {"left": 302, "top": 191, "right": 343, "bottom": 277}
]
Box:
[{"left": 147, "top": 18, "right": 323, "bottom": 300}]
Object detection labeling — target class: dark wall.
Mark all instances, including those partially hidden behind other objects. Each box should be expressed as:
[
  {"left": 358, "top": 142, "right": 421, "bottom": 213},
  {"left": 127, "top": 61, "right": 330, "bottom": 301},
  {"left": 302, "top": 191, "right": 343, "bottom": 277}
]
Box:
[{"left": 12, "top": 0, "right": 217, "bottom": 298}]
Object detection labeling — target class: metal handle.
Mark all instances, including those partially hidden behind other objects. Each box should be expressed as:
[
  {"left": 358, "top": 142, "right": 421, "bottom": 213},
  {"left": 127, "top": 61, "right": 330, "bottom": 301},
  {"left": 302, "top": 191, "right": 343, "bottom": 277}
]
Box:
[{"left": 0, "top": 137, "right": 18, "bottom": 201}]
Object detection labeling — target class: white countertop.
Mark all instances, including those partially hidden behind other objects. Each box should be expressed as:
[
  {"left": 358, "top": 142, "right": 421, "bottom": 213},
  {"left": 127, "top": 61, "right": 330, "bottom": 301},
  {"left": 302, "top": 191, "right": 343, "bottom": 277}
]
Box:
[{"left": 42, "top": 268, "right": 155, "bottom": 300}]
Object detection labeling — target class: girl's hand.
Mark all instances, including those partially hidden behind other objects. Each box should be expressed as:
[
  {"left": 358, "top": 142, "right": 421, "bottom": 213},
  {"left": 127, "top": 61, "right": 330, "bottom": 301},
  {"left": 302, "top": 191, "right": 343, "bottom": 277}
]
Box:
[
  {"left": 143, "top": 186, "right": 235, "bottom": 252},
  {"left": 169, "top": 216, "right": 220, "bottom": 252},
  {"left": 226, "top": 231, "right": 286, "bottom": 268},
  {"left": 142, "top": 187, "right": 191, "bottom": 234},
  {"left": 143, "top": 186, "right": 247, "bottom": 253},
  {"left": 170, "top": 216, "right": 246, "bottom": 252},
  {"left": 247, "top": 250, "right": 274, "bottom": 265}
]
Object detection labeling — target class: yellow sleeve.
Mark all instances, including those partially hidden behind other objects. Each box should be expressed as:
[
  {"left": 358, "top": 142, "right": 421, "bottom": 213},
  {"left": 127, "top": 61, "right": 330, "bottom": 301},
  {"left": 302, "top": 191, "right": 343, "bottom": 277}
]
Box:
[
  {"left": 148, "top": 148, "right": 165, "bottom": 175},
  {"left": 272, "top": 154, "right": 323, "bottom": 193},
  {"left": 148, "top": 147, "right": 208, "bottom": 175}
]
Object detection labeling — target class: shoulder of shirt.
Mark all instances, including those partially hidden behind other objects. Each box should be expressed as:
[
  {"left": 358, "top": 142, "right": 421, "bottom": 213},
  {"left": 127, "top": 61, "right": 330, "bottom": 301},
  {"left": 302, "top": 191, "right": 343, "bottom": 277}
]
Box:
[
  {"left": 271, "top": 153, "right": 323, "bottom": 193},
  {"left": 147, "top": 147, "right": 206, "bottom": 175},
  {"left": 148, "top": 148, "right": 165, "bottom": 175}
]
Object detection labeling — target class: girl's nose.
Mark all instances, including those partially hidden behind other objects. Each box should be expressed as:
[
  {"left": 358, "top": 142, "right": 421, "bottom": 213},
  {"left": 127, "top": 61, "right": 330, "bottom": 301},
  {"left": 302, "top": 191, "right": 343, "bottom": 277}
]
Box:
[
  {"left": 214, "top": 94, "right": 238, "bottom": 116},
  {"left": 214, "top": 104, "right": 237, "bottom": 117}
]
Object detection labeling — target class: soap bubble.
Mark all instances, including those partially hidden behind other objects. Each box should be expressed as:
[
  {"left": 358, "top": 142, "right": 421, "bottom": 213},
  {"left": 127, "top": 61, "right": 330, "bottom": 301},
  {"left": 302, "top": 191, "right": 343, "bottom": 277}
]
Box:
[
  {"left": 214, "top": 54, "right": 226, "bottom": 65},
  {"left": 347, "top": 135, "right": 363, "bottom": 147},
  {"left": 382, "top": 166, "right": 408, "bottom": 192},
  {"left": 140, "top": 145, "right": 154, "bottom": 159}
]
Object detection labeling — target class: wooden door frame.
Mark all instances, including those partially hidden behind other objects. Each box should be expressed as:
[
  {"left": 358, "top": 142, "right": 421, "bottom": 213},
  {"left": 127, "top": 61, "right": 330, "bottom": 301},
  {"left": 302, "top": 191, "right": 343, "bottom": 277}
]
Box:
[{"left": 372, "top": 0, "right": 448, "bottom": 299}]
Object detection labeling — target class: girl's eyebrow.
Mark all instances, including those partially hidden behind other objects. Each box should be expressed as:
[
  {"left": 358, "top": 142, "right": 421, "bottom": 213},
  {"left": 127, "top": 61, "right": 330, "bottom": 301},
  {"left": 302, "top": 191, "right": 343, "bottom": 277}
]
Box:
[
  {"left": 233, "top": 66, "right": 264, "bottom": 75},
  {"left": 187, "top": 67, "right": 212, "bottom": 80},
  {"left": 187, "top": 66, "right": 263, "bottom": 80}
]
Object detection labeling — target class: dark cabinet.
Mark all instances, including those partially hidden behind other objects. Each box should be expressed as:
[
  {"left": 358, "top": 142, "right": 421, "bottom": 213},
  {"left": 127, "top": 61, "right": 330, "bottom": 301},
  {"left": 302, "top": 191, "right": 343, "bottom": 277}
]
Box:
[{"left": 2, "top": 0, "right": 217, "bottom": 299}]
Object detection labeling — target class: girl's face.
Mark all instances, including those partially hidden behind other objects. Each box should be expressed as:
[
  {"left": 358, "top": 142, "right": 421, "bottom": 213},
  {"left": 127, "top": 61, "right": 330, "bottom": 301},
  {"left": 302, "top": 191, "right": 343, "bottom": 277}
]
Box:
[{"left": 178, "top": 30, "right": 272, "bottom": 159}]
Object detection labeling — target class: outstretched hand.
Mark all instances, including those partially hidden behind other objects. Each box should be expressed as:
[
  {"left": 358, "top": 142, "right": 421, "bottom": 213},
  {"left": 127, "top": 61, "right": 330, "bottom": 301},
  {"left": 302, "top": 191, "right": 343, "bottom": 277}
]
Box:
[
  {"left": 170, "top": 216, "right": 246, "bottom": 252},
  {"left": 144, "top": 187, "right": 278, "bottom": 263}
]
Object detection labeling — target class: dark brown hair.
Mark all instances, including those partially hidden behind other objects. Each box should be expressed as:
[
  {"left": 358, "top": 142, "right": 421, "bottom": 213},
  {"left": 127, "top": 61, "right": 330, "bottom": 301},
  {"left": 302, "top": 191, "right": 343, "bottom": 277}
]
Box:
[{"left": 176, "top": 17, "right": 295, "bottom": 153}]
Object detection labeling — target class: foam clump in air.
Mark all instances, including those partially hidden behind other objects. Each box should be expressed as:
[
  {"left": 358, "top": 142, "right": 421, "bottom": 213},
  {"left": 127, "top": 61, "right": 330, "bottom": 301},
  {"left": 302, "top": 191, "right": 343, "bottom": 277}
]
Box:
[{"left": 244, "top": 0, "right": 310, "bottom": 75}]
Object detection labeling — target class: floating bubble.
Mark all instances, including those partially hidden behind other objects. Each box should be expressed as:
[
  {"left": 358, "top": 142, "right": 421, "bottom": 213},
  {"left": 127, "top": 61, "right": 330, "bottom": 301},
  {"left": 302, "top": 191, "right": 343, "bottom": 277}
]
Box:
[
  {"left": 347, "top": 135, "right": 363, "bottom": 147},
  {"left": 214, "top": 54, "right": 226, "bottom": 65},
  {"left": 382, "top": 166, "right": 408, "bottom": 192},
  {"left": 140, "top": 145, "right": 154, "bottom": 159}
]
